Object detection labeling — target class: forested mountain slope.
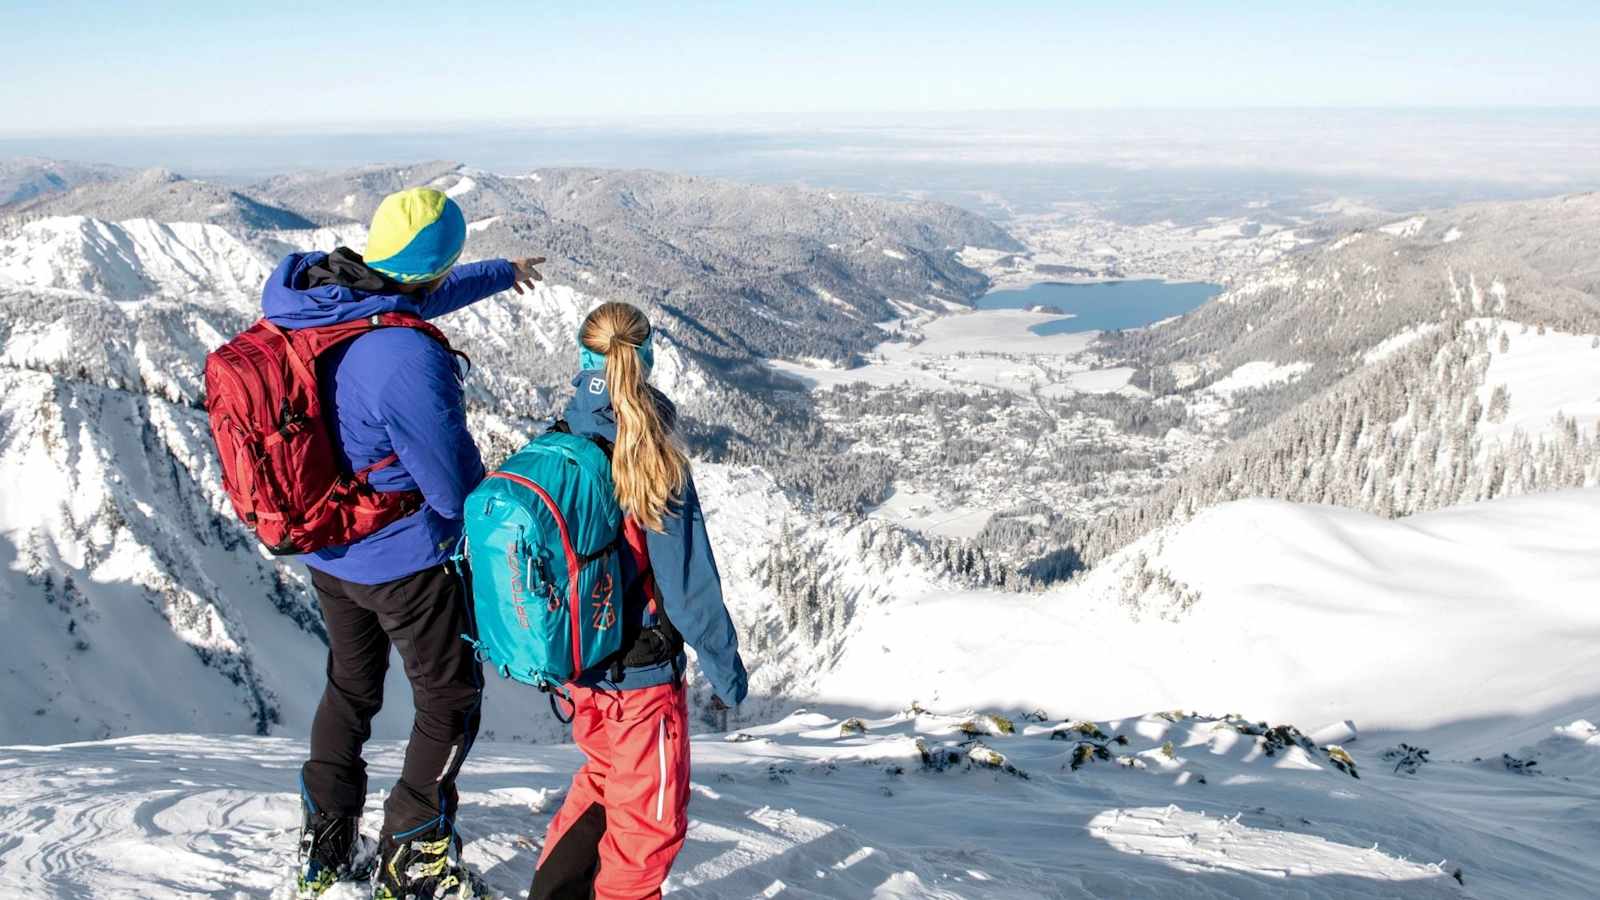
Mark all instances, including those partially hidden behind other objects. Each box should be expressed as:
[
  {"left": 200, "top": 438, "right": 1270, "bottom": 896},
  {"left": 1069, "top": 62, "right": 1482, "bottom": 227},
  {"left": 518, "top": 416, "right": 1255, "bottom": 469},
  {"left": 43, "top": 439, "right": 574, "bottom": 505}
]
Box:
[
  {"left": 259, "top": 162, "right": 1020, "bottom": 363},
  {"left": 1081, "top": 195, "right": 1600, "bottom": 562}
]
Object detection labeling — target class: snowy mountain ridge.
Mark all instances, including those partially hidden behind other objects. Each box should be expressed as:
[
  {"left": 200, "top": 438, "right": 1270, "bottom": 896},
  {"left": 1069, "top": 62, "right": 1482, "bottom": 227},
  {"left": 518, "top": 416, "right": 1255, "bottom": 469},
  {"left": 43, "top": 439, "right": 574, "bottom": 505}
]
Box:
[{"left": 0, "top": 160, "right": 1010, "bottom": 745}]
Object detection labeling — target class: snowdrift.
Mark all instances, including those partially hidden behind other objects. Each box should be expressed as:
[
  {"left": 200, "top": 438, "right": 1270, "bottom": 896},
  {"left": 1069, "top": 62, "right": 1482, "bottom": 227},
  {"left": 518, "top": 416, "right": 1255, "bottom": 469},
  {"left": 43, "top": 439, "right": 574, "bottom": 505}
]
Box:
[{"left": 821, "top": 489, "right": 1600, "bottom": 743}]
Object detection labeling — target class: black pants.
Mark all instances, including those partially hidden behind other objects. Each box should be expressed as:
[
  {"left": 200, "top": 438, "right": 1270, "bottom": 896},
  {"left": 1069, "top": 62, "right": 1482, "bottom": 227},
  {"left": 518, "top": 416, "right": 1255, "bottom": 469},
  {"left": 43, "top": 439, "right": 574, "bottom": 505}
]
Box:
[{"left": 301, "top": 563, "right": 483, "bottom": 837}]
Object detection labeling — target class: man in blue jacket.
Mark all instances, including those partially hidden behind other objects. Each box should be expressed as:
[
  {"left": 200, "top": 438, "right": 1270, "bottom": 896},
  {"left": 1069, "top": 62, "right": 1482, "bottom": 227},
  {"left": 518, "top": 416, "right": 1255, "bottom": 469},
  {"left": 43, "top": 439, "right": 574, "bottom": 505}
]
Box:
[{"left": 265, "top": 187, "right": 541, "bottom": 899}]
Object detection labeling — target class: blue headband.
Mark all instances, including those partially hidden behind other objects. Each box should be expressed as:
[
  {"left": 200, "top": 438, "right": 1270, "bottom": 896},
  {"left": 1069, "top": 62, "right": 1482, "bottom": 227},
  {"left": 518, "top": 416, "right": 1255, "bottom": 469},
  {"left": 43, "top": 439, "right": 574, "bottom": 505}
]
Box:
[{"left": 579, "top": 329, "right": 655, "bottom": 373}]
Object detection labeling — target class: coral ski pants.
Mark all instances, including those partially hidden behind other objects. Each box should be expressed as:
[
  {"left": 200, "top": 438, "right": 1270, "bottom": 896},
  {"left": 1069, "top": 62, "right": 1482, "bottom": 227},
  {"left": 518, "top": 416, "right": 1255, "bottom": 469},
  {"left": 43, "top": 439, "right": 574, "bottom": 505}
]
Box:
[{"left": 529, "top": 680, "right": 691, "bottom": 900}]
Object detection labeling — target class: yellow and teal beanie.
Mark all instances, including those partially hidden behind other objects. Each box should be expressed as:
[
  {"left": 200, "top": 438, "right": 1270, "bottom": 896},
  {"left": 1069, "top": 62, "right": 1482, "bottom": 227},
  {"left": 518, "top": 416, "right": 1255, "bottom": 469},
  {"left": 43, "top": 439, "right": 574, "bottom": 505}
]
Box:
[{"left": 364, "top": 188, "right": 467, "bottom": 284}]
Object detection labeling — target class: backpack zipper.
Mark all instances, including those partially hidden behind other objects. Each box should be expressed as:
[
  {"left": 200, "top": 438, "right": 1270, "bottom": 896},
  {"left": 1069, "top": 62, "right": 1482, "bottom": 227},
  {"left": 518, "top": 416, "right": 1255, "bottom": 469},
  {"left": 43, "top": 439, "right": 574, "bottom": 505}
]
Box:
[{"left": 486, "top": 471, "right": 585, "bottom": 678}]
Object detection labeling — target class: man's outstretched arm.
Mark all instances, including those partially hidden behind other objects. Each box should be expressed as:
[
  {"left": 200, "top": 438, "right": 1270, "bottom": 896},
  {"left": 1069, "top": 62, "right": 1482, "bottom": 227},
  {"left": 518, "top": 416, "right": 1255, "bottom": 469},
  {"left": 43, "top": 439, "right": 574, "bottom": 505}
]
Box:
[{"left": 419, "top": 256, "right": 545, "bottom": 319}]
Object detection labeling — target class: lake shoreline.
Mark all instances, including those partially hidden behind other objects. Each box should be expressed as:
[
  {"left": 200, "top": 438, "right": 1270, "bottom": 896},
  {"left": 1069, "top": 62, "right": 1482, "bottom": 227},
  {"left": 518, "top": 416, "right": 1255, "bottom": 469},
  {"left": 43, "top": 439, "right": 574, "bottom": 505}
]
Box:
[
  {"left": 980, "top": 278, "right": 1222, "bottom": 336},
  {"left": 985, "top": 271, "right": 1218, "bottom": 291},
  {"left": 986, "top": 274, "right": 1216, "bottom": 291}
]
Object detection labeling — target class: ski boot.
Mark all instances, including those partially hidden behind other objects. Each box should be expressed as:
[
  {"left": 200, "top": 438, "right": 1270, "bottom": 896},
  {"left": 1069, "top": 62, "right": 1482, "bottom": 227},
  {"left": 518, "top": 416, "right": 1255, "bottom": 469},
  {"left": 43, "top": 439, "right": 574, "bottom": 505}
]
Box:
[
  {"left": 372, "top": 823, "right": 488, "bottom": 900},
  {"left": 297, "top": 810, "right": 376, "bottom": 898}
]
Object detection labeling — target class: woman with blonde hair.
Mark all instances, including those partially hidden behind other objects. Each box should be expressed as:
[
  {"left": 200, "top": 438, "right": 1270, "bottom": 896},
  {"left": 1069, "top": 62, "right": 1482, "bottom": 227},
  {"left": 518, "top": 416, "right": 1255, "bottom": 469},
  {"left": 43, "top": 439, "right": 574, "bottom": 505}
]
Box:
[{"left": 529, "top": 301, "right": 747, "bottom": 900}]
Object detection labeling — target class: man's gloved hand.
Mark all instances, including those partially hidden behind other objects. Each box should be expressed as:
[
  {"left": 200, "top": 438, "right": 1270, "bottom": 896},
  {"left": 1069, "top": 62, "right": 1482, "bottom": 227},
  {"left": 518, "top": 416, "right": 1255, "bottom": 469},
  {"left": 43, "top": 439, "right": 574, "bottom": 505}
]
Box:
[
  {"left": 709, "top": 694, "right": 730, "bottom": 712},
  {"left": 510, "top": 256, "right": 545, "bottom": 294}
]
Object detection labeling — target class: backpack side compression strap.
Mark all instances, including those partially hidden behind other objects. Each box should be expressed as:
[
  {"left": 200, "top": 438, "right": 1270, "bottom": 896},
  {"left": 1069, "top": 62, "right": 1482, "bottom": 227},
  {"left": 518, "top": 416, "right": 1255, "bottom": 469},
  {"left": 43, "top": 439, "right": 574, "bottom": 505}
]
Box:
[{"left": 549, "top": 420, "right": 685, "bottom": 679}]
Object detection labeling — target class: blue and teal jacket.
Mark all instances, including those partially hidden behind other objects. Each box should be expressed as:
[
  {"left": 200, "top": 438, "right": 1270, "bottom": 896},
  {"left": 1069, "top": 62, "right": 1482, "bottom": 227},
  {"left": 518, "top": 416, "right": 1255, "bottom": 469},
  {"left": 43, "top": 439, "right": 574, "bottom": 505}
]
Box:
[
  {"left": 261, "top": 249, "right": 517, "bottom": 585},
  {"left": 564, "top": 371, "right": 748, "bottom": 705}
]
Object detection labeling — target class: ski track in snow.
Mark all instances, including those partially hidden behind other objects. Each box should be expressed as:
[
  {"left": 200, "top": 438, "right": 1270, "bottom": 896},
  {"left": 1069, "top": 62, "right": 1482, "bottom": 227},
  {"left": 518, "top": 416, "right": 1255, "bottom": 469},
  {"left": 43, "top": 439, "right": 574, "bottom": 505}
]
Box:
[{"left": 6, "top": 706, "right": 1598, "bottom": 898}]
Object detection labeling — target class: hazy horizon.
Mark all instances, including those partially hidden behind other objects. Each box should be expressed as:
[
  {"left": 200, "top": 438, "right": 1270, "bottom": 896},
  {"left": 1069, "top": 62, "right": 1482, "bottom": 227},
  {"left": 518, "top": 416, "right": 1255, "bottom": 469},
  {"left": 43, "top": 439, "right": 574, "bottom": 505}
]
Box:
[{"left": 7, "top": 108, "right": 1599, "bottom": 222}]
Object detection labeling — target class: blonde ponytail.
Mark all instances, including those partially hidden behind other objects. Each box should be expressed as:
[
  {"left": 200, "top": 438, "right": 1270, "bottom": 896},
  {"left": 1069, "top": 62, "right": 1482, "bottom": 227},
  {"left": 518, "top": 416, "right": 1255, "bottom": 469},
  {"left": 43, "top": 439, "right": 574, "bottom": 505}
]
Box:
[{"left": 579, "top": 302, "right": 688, "bottom": 532}]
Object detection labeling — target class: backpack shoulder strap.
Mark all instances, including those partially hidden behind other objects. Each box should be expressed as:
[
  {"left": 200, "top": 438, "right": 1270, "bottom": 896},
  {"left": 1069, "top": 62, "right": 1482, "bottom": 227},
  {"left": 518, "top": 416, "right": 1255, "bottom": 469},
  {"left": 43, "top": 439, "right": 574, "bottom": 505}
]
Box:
[
  {"left": 267, "top": 312, "right": 472, "bottom": 377},
  {"left": 374, "top": 312, "right": 453, "bottom": 351}
]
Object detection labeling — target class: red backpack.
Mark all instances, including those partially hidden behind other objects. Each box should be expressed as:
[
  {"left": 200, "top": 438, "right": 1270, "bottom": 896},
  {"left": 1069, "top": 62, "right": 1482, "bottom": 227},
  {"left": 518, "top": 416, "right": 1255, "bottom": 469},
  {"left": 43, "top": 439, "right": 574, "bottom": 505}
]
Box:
[{"left": 204, "top": 314, "right": 457, "bottom": 555}]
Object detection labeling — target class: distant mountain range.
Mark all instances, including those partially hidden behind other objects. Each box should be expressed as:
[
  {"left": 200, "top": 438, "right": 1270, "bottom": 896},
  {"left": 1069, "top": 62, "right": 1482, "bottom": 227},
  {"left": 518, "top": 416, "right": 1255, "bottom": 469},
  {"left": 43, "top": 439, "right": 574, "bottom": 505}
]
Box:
[
  {"left": 0, "top": 157, "right": 121, "bottom": 208},
  {"left": 8, "top": 165, "right": 318, "bottom": 230}
]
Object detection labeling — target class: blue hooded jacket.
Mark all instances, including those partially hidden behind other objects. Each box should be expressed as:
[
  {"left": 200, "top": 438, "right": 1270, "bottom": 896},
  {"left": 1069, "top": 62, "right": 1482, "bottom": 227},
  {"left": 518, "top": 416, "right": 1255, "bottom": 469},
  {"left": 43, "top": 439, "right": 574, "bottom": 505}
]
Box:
[
  {"left": 564, "top": 371, "right": 748, "bottom": 705},
  {"left": 261, "top": 251, "right": 517, "bottom": 585}
]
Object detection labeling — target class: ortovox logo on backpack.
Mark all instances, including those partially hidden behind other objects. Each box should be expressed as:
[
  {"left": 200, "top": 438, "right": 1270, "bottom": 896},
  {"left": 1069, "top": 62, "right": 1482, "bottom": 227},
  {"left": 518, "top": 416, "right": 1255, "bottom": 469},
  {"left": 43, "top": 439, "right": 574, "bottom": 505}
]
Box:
[
  {"left": 462, "top": 426, "right": 652, "bottom": 695},
  {"left": 203, "top": 314, "right": 457, "bottom": 555}
]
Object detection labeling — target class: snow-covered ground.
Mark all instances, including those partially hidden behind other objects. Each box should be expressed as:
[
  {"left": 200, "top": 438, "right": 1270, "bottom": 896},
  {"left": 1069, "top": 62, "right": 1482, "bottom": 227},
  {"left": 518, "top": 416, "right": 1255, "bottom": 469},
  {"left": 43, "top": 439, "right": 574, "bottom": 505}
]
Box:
[
  {"left": 1363, "top": 323, "right": 1442, "bottom": 365},
  {"left": 1379, "top": 215, "right": 1428, "bottom": 238},
  {"left": 1203, "top": 360, "right": 1312, "bottom": 397},
  {"left": 1477, "top": 322, "right": 1600, "bottom": 442},
  {"left": 822, "top": 489, "right": 1600, "bottom": 731},
  {"left": 10, "top": 485, "right": 1597, "bottom": 898},
  {"left": 1180, "top": 359, "right": 1314, "bottom": 427},
  {"left": 9, "top": 701, "right": 1588, "bottom": 900},
  {"left": 867, "top": 484, "right": 994, "bottom": 539}
]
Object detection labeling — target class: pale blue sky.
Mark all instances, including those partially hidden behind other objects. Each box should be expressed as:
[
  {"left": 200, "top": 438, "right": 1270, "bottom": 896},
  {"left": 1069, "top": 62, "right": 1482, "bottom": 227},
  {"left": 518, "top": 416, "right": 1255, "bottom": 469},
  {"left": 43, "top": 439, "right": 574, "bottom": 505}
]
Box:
[{"left": 4, "top": 0, "right": 1598, "bottom": 135}]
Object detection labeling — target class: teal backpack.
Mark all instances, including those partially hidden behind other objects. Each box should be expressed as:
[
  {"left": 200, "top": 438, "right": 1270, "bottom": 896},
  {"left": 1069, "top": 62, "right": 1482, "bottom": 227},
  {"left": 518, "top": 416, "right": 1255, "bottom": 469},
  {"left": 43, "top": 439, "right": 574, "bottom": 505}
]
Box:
[{"left": 460, "top": 425, "right": 628, "bottom": 702}]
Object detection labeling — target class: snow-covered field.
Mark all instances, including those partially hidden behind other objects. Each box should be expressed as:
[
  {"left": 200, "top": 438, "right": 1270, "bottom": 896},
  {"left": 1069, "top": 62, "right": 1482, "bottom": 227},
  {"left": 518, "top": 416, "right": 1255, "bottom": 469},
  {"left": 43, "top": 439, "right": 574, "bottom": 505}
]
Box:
[
  {"left": 867, "top": 484, "right": 994, "bottom": 539},
  {"left": 769, "top": 309, "right": 1130, "bottom": 398},
  {"left": 1477, "top": 322, "right": 1600, "bottom": 442},
  {"left": 824, "top": 489, "right": 1600, "bottom": 731},
  {"left": 1203, "top": 360, "right": 1311, "bottom": 397}
]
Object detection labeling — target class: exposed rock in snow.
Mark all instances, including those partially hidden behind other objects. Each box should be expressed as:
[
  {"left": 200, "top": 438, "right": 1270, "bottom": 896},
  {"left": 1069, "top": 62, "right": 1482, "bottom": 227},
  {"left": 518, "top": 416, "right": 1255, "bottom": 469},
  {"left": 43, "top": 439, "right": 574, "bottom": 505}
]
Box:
[{"left": 7, "top": 705, "right": 1578, "bottom": 898}]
